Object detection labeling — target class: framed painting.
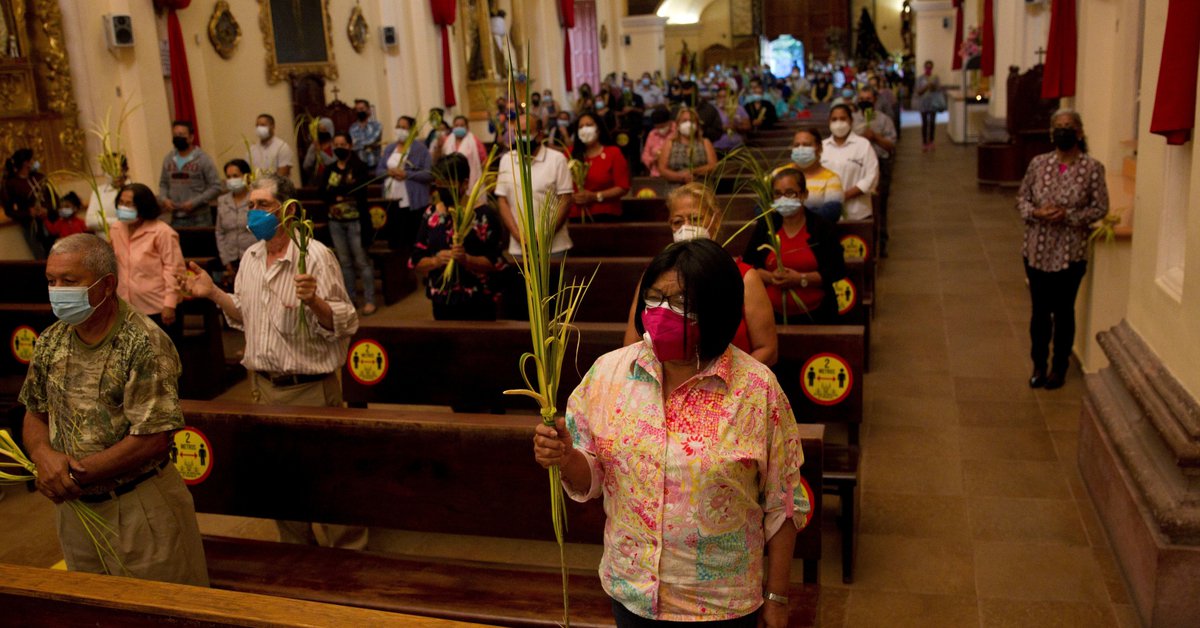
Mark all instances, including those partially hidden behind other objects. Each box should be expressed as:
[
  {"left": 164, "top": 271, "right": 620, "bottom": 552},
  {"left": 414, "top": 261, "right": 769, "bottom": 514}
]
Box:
[{"left": 258, "top": 0, "right": 338, "bottom": 84}]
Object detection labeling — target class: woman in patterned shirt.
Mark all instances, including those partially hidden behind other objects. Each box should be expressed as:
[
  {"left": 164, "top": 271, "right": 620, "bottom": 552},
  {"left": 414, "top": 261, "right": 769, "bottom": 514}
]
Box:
[
  {"left": 1017, "top": 110, "right": 1109, "bottom": 390},
  {"left": 535, "top": 239, "right": 811, "bottom": 627}
]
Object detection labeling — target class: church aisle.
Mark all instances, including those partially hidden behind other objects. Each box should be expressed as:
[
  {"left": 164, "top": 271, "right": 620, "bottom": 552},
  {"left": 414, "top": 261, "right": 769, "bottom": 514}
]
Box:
[{"left": 815, "top": 129, "right": 1139, "bottom": 627}]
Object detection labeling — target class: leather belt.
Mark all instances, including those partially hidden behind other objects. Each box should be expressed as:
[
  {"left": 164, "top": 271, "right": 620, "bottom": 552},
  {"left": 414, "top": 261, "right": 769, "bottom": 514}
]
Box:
[
  {"left": 263, "top": 372, "right": 330, "bottom": 387},
  {"left": 79, "top": 459, "right": 169, "bottom": 504}
]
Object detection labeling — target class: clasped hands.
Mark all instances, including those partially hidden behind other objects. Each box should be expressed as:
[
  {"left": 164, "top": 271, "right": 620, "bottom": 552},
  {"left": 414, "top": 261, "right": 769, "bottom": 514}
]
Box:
[{"left": 1033, "top": 206, "right": 1066, "bottom": 223}]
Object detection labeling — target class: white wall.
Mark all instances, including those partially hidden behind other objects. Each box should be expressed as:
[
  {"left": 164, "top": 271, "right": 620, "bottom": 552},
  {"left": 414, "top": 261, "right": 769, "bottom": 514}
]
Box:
[
  {"left": 617, "top": 15, "right": 669, "bottom": 79},
  {"left": 988, "top": 0, "right": 1049, "bottom": 119},
  {"left": 912, "top": 1, "right": 955, "bottom": 87}
]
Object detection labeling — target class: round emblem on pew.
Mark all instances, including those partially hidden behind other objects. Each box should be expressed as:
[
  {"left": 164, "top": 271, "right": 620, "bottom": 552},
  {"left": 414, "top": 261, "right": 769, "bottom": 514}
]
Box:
[
  {"left": 635, "top": 188, "right": 658, "bottom": 199},
  {"left": 839, "top": 235, "right": 869, "bottom": 261},
  {"left": 616, "top": 133, "right": 630, "bottom": 147},
  {"left": 347, "top": 339, "right": 389, "bottom": 386},
  {"left": 833, "top": 278, "right": 857, "bottom": 316},
  {"left": 172, "top": 427, "right": 213, "bottom": 485},
  {"left": 10, "top": 326, "right": 36, "bottom": 365},
  {"left": 800, "top": 353, "right": 852, "bottom": 406},
  {"left": 369, "top": 205, "right": 388, "bottom": 230}
]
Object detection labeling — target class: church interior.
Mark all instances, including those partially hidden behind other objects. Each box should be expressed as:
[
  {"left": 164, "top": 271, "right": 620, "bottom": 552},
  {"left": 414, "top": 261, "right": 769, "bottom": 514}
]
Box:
[{"left": 0, "top": 0, "right": 1197, "bottom": 626}]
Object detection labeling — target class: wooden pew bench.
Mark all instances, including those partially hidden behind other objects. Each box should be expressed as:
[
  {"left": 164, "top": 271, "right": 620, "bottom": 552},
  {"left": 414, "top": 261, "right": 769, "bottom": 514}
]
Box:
[
  {"left": 0, "top": 563, "right": 473, "bottom": 627},
  {"left": 181, "top": 401, "right": 824, "bottom": 626},
  {"left": 341, "top": 319, "right": 865, "bottom": 584}
]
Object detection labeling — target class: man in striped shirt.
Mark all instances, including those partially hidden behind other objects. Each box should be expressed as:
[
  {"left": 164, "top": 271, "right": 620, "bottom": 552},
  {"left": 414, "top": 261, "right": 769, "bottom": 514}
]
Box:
[{"left": 184, "top": 174, "right": 366, "bottom": 549}]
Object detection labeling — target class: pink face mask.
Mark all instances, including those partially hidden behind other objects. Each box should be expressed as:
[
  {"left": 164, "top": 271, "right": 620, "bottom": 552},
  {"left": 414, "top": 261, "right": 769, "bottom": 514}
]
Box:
[{"left": 641, "top": 303, "right": 700, "bottom": 363}]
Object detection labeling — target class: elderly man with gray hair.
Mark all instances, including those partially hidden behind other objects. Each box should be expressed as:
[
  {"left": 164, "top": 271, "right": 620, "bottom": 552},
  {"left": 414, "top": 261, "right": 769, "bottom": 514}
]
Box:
[
  {"left": 19, "top": 233, "right": 208, "bottom": 584},
  {"left": 183, "top": 174, "right": 365, "bottom": 549}
]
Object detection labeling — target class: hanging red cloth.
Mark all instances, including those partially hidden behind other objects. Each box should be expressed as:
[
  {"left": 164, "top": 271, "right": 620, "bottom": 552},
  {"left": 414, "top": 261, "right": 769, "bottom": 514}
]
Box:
[
  {"left": 560, "top": 0, "right": 576, "bottom": 91},
  {"left": 980, "top": 0, "right": 995, "bottom": 77},
  {"left": 1150, "top": 0, "right": 1200, "bottom": 145},
  {"left": 430, "top": 0, "right": 457, "bottom": 107},
  {"left": 951, "top": 0, "right": 964, "bottom": 71},
  {"left": 155, "top": 0, "right": 199, "bottom": 144},
  {"left": 1041, "top": 0, "right": 1077, "bottom": 99}
]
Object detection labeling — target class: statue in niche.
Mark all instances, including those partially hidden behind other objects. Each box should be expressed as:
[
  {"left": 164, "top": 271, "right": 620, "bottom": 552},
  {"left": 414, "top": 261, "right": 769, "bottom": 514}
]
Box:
[
  {"left": 490, "top": 7, "right": 510, "bottom": 79},
  {"left": 466, "top": 0, "right": 486, "bottom": 80}
]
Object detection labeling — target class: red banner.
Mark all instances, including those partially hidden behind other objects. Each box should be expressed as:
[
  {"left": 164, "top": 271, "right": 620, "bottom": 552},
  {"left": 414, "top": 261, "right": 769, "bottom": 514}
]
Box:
[
  {"left": 1150, "top": 0, "right": 1200, "bottom": 144},
  {"left": 156, "top": 0, "right": 199, "bottom": 144},
  {"left": 1041, "top": 0, "right": 1077, "bottom": 99},
  {"left": 980, "top": 0, "right": 995, "bottom": 77},
  {"left": 561, "top": 0, "right": 576, "bottom": 91},
  {"left": 430, "top": 0, "right": 457, "bottom": 107}
]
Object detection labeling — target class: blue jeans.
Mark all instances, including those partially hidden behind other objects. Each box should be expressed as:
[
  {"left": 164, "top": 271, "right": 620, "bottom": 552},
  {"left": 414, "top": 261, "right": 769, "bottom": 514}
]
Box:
[{"left": 329, "top": 219, "right": 375, "bottom": 305}]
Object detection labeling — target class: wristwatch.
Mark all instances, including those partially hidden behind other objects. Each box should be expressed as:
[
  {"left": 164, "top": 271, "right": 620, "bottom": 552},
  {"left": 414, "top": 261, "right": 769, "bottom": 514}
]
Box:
[
  {"left": 765, "top": 592, "right": 789, "bottom": 605},
  {"left": 799, "top": 274, "right": 809, "bottom": 289}
]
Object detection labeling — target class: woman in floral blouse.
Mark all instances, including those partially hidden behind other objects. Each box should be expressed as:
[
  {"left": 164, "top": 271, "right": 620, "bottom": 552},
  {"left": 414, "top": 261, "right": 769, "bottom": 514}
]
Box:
[
  {"left": 534, "top": 239, "right": 811, "bottom": 627},
  {"left": 1017, "top": 109, "right": 1109, "bottom": 390},
  {"left": 409, "top": 154, "right": 506, "bottom": 321}
]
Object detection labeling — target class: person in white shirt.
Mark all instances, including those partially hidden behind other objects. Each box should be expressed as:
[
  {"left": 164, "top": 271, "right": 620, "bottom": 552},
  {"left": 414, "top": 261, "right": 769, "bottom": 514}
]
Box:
[
  {"left": 495, "top": 115, "right": 573, "bottom": 260},
  {"left": 821, "top": 103, "right": 878, "bottom": 221},
  {"left": 634, "top": 72, "right": 665, "bottom": 109},
  {"left": 85, "top": 155, "right": 127, "bottom": 241},
  {"left": 248, "top": 114, "right": 296, "bottom": 182}
]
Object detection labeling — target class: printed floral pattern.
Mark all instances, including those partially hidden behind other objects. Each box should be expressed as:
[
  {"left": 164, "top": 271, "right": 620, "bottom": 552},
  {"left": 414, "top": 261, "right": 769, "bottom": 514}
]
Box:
[
  {"left": 1017, "top": 152, "right": 1109, "bottom": 272},
  {"left": 409, "top": 203, "right": 506, "bottom": 304}
]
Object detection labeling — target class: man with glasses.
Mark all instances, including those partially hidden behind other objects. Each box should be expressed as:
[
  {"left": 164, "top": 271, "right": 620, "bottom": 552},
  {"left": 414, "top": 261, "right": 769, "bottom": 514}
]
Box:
[{"left": 183, "top": 174, "right": 366, "bottom": 550}]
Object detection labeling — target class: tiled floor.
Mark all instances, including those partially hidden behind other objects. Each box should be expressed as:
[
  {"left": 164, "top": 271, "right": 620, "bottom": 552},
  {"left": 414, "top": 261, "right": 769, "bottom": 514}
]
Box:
[{"left": 0, "top": 126, "right": 1143, "bottom": 626}]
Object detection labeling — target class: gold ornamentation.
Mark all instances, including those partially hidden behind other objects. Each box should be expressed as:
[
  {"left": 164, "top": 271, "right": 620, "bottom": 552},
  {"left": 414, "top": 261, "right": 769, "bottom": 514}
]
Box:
[
  {"left": 347, "top": 4, "right": 368, "bottom": 54},
  {"left": 258, "top": 0, "right": 338, "bottom": 85},
  {"left": 0, "top": 69, "right": 36, "bottom": 115},
  {"left": 208, "top": 1, "right": 241, "bottom": 60}
]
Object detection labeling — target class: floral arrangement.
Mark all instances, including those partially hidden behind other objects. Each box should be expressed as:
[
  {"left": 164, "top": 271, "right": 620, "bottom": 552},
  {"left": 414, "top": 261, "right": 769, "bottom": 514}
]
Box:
[{"left": 958, "top": 26, "right": 981, "bottom": 62}]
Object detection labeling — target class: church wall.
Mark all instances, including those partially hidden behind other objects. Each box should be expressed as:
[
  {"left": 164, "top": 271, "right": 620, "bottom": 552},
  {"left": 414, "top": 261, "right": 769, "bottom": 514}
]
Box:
[
  {"left": 1116, "top": 0, "right": 1200, "bottom": 398},
  {"left": 911, "top": 1, "right": 954, "bottom": 88},
  {"left": 664, "top": 0, "right": 731, "bottom": 76},
  {"left": 987, "top": 0, "right": 1049, "bottom": 120}
]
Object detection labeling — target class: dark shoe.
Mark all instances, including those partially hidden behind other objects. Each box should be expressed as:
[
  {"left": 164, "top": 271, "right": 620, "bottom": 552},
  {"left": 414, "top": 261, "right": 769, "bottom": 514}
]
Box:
[
  {"left": 1044, "top": 371, "right": 1066, "bottom": 390},
  {"left": 1029, "top": 368, "right": 1048, "bottom": 389}
]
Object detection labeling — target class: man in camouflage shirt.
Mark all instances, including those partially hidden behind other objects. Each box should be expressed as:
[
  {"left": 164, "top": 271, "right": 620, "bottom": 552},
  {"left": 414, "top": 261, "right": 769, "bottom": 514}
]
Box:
[{"left": 19, "top": 234, "right": 207, "bottom": 585}]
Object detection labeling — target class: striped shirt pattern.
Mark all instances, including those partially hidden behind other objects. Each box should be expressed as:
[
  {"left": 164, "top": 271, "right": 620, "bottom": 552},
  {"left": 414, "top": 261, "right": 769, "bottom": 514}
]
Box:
[{"left": 228, "top": 238, "right": 358, "bottom": 375}]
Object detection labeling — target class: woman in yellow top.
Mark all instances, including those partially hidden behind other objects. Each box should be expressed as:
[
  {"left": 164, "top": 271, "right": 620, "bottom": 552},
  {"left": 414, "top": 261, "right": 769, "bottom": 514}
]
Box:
[{"left": 788, "top": 128, "right": 844, "bottom": 223}]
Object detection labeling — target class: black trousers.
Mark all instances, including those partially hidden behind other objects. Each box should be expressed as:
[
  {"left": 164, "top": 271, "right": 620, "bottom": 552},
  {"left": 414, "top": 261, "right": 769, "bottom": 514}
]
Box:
[
  {"left": 920, "top": 111, "right": 937, "bottom": 144},
  {"left": 611, "top": 599, "right": 758, "bottom": 627},
  {"left": 385, "top": 202, "right": 423, "bottom": 252},
  {"left": 1025, "top": 260, "right": 1087, "bottom": 374}
]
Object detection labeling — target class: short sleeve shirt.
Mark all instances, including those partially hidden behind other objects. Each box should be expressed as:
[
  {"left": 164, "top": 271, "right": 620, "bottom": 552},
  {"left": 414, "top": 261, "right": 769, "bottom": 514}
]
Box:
[
  {"left": 19, "top": 300, "right": 184, "bottom": 494},
  {"left": 495, "top": 147, "right": 574, "bottom": 256}
]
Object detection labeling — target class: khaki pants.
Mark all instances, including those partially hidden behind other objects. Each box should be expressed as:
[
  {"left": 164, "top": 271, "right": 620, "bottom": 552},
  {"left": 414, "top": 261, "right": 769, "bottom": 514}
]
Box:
[
  {"left": 57, "top": 464, "right": 209, "bottom": 586},
  {"left": 248, "top": 371, "right": 369, "bottom": 551}
]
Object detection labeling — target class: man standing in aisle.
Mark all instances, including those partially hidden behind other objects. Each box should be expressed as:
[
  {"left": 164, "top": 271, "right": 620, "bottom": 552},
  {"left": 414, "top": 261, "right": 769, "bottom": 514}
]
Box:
[
  {"left": 183, "top": 174, "right": 366, "bottom": 550},
  {"left": 159, "top": 120, "right": 223, "bottom": 227},
  {"left": 249, "top": 113, "right": 296, "bottom": 181}
]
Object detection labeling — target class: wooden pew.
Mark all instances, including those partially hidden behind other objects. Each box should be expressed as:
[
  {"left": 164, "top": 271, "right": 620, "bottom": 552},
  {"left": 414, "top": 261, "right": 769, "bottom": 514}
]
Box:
[
  {"left": 181, "top": 401, "right": 823, "bottom": 626},
  {"left": 0, "top": 563, "right": 477, "bottom": 627},
  {"left": 617, "top": 194, "right": 760, "bottom": 222}
]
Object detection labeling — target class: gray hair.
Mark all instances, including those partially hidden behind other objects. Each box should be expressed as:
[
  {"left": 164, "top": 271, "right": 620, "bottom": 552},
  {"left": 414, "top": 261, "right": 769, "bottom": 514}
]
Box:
[
  {"left": 1051, "top": 108, "right": 1084, "bottom": 131},
  {"left": 251, "top": 173, "right": 296, "bottom": 204},
  {"left": 48, "top": 233, "right": 117, "bottom": 279}
]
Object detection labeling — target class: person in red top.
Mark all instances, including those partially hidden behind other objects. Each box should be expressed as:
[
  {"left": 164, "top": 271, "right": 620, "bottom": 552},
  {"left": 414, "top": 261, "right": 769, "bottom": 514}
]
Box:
[
  {"left": 743, "top": 167, "right": 847, "bottom": 324},
  {"left": 568, "top": 113, "right": 630, "bottom": 222},
  {"left": 44, "top": 192, "right": 89, "bottom": 240},
  {"left": 622, "top": 182, "right": 778, "bottom": 366}
]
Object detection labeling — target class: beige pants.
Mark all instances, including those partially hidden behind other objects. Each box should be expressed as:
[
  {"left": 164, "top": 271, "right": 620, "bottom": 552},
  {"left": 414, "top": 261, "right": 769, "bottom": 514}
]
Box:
[
  {"left": 248, "top": 371, "right": 369, "bottom": 551},
  {"left": 57, "top": 464, "right": 209, "bottom": 586}
]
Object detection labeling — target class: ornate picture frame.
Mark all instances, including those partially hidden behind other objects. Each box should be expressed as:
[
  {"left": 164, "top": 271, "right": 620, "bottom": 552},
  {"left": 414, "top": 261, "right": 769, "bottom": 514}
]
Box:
[
  {"left": 208, "top": 1, "right": 241, "bottom": 60},
  {"left": 258, "top": 0, "right": 338, "bottom": 84},
  {"left": 347, "top": 4, "right": 369, "bottom": 54}
]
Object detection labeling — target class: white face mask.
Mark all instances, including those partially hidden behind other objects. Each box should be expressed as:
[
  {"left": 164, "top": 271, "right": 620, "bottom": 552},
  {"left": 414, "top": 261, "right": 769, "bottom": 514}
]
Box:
[
  {"left": 227, "top": 177, "right": 247, "bottom": 193},
  {"left": 678, "top": 121, "right": 695, "bottom": 137},
  {"left": 673, "top": 224, "right": 710, "bottom": 243},
  {"left": 256, "top": 125, "right": 271, "bottom": 140},
  {"left": 577, "top": 125, "right": 598, "bottom": 144},
  {"left": 395, "top": 128, "right": 410, "bottom": 142},
  {"left": 830, "top": 120, "right": 851, "bottom": 138}
]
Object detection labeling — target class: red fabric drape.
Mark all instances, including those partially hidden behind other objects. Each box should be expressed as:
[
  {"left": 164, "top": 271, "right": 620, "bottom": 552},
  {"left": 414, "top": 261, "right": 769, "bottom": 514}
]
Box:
[
  {"left": 430, "top": 0, "right": 457, "bottom": 107},
  {"left": 980, "top": 0, "right": 995, "bottom": 77},
  {"left": 1150, "top": 0, "right": 1200, "bottom": 145},
  {"left": 156, "top": 0, "right": 199, "bottom": 144},
  {"left": 1041, "top": 0, "right": 1077, "bottom": 99},
  {"left": 560, "top": 0, "right": 576, "bottom": 91},
  {"left": 951, "top": 0, "right": 964, "bottom": 71}
]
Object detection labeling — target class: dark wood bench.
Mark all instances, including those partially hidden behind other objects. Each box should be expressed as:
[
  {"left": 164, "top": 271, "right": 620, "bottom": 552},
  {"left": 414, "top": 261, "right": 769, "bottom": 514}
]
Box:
[
  {"left": 0, "top": 563, "right": 467, "bottom": 627},
  {"left": 181, "top": 400, "right": 823, "bottom": 626}
]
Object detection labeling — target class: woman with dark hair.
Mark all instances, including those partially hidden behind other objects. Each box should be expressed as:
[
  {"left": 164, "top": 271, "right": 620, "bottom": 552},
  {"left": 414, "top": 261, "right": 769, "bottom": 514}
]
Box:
[
  {"left": 2, "top": 148, "right": 50, "bottom": 257},
  {"left": 409, "top": 154, "right": 507, "bottom": 321},
  {"left": 568, "top": 113, "right": 630, "bottom": 222},
  {"left": 789, "top": 128, "right": 844, "bottom": 223},
  {"left": 110, "top": 183, "right": 185, "bottom": 338},
  {"left": 215, "top": 158, "right": 257, "bottom": 287},
  {"left": 821, "top": 103, "right": 878, "bottom": 221},
  {"left": 743, "top": 167, "right": 847, "bottom": 323},
  {"left": 535, "top": 238, "right": 810, "bottom": 628},
  {"left": 1018, "top": 109, "right": 1109, "bottom": 390}
]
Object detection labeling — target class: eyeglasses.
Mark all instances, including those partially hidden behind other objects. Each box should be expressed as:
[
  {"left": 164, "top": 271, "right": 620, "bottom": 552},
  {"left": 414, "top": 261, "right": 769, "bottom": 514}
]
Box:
[
  {"left": 644, "top": 291, "right": 687, "bottom": 311},
  {"left": 773, "top": 189, "right": 803, "bottom": 199}
]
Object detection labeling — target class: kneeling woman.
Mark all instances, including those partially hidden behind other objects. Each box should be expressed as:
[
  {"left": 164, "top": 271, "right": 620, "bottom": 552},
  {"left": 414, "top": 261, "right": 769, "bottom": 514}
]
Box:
[
  {"left": 743, "top": 167, "right": 846, "bottom": 324},
  {"left": 622, "top": 183, "right": 777, "bottom": 366},
  {"left": 409, "top": 154, "right": 507, "bottom": 320},
  {"left": 536, "top": 238, "right": 810, "bottom": 627}
]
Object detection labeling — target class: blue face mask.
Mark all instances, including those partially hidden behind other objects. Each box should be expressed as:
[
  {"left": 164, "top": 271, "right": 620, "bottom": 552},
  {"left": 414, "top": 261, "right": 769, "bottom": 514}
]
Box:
[
  {"left": 116, "top": 205, "right": 138, "bottom": 222},
  {"left": 791, "top": 146, "right": 817, "bottom": 168},
  {"left": 246, "top": 209, "right": 280, "bottom": 241},
  {"left": 595, "top": 100, "right": 607, "bottom": 111},
  {"left": 771, "top": 196, "right": 805, "bottom": 218},
  {"left": 49, "top": 276, "right": 108, "bottom": 326},
  {"left": 453, "top": 127, "right": 468, "bottom": 139}
]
